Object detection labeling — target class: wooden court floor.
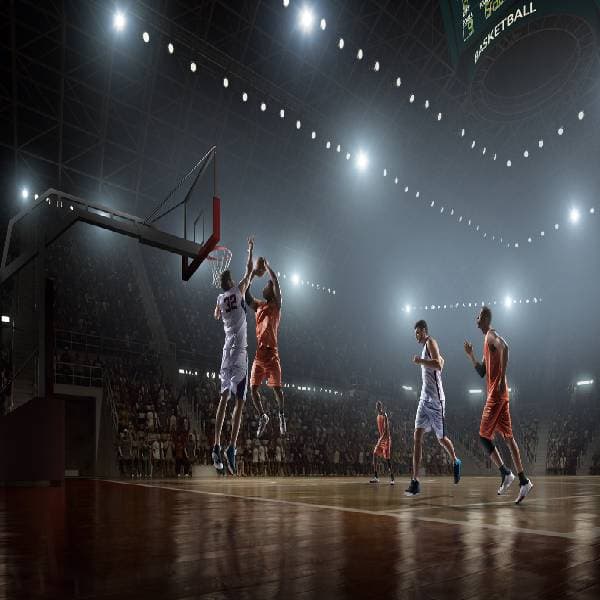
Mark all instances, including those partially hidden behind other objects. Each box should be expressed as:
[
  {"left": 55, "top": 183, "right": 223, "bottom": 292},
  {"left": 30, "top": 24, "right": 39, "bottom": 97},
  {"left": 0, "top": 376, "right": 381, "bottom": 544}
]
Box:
[{"left": 1, "top": 476, "right": 600, "bottom": 599}]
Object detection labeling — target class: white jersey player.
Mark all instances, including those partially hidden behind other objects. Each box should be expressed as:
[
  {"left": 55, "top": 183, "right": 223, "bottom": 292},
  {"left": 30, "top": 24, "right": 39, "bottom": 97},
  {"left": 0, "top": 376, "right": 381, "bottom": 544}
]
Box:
[
  {"left": 405, "top": 319, "right": 461, "bottom": 496},
  {"left": 212, "top": 237, "right": 254, "bottom": 475}
]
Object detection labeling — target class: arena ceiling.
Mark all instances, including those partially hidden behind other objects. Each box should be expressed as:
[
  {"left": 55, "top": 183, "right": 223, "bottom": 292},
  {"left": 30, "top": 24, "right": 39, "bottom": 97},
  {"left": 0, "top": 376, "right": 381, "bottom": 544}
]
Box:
[{"left": 1, "top": 0, "right": 600, "bottom": 305}]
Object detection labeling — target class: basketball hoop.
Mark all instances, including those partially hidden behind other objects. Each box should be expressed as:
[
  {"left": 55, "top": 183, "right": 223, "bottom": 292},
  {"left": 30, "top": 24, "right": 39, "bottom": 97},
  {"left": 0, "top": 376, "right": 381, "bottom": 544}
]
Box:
[{"left": 207, "top": 245, "right": 232, "bottom": 288}]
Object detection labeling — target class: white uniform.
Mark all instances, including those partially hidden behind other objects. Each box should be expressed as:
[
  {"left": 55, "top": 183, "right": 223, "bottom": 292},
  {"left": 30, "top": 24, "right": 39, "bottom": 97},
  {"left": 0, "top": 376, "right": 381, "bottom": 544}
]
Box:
[
  {"left": 217, "top": 286, "right": 248, "bottom": 399},
  {"left": 414, "top": 338, "right": 446, "bottom": 439}
]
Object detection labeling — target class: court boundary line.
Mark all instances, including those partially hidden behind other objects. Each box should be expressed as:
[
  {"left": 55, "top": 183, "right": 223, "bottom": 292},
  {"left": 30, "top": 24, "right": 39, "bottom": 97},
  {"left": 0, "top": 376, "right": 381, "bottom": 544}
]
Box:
[{"left": 104, "top": 479, "right": 599, "bottom": 541}]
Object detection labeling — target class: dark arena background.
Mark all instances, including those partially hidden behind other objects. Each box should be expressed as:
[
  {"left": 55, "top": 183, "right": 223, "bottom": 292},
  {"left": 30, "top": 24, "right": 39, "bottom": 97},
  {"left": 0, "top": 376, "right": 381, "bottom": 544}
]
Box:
[{"left": 1, "top": 1, "right": 600, "bottom": 599}]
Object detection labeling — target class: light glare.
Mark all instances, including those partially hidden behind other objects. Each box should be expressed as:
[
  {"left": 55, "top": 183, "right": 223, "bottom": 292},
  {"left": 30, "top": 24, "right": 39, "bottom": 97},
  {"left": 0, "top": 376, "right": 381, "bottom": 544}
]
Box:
[
  {"left": 299, "top": 7, "right": 315, "bottom": 32},
  {"left": 113, "top": 11, "right": 126, "bottom": 31}
]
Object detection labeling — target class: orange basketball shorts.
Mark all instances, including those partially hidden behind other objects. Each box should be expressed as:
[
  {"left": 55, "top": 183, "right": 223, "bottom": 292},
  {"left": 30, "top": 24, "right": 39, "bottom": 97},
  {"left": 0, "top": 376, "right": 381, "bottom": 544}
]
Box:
[
  {"left": 479, "top": 397, "right": 513, "bottom": 439},
  {"left": 373, "top": 437, "right": 391, "bottom": 460},
  {"left": 250, "top": 348, "right": 282, "bottom": 388}
]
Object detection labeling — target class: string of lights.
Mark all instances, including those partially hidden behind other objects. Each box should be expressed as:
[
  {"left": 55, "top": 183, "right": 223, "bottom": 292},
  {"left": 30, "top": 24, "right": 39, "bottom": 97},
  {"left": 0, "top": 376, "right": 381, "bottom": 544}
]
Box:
[
  {"left": 402, "top": 296, "right": 543, "bottom": 314},
  {"left": 280, "top": 1, "right": 590, "bottom": 169}
]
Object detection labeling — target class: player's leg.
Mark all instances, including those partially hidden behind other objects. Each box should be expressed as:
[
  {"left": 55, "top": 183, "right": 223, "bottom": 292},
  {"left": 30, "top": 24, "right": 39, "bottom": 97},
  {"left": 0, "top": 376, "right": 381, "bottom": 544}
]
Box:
[
  {"left": 225, "top": 355, "right": 248, "bottom": 475},
  {"left": 435, "top": 414, "right": 462, "bottom": 484},
  {"left": 499, "top": 404, "right": 533, "bottom": 503},
  {"left": 212, "top": 388, "right": 229, "bottom": 472},
  {"left": 385, "top": 445, "right": 395, "bottom": 484},
  {"left": 251, "top": 358, "right": 270, "bottom": 438},
  {"left": 479, "top": 401, "right": 515, "bottom": 494},
  {"left": 269, "top": 355, "right": 286, "bottom": 435},
  {"left": 406, "top": 427, "right": 424, "bottom": 496},
  {"left": 370, "top": 449, "right": 380, "bottom": 483}
]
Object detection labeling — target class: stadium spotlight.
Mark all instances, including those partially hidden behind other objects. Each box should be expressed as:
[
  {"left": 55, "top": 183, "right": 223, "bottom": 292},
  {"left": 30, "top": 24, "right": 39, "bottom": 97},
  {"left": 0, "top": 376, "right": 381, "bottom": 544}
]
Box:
[
  {"left": 578, "top": 111, "right": 585, "bottom": 120},
  {"left": 538, "top": 139, "right": 544, "bottom": 148},
  {"left": 590, "top": 207, "right": 596, "bottom": 214},
  {"left": 404, "top": 304, "right": 411, "bottom": 313},
  {"left": 1, "top": 315, "right": 10, "bottom": 323},
  {"left": 242, "top": 92, "right": 248, "bottom": 102},
  {"left": 402, "top": 385, "right": 413, "bottom": 392},
  {"left": 283, "top": 0, "right": 290, "bottom": 7},
  {"left": 113, "top": 11, "right": 126, "bottom": 31},
  {"left": 260, "top": 102, "right": 267, "bottom": 112},
  {"left": 338, "top": 38, "right": 344, "bottom": 49},
  {"left": 374, "top": 61, "right": 380, "bottom": 71},
  {"left": 357, "top": 49, "right": 364, "bottom": 60},
  {"left": 576, "top": 379, "right": 594, "bottom": 386},
  {"left": 311, "top": 131, "right": 316, "bottom": 139},
  {"left": 320, "top": 18, "right": 326, "bottom": 30},
  {"left": 558, "top": 126, "right": 564, "bottom": 136},
  {"left": 168, "top": 42, "right": 174, "bottom": 54},
  {"left": 291, "top": 273, "right": 300, "bottom": 286},
  {"left": 34, "top": 193, "right": 39, "bottom": 200},
  {"left": 468, "top": 389, "right": 482, "bottom": 394},
  {"left": 409, "top": 94, "right": 415, "bottom": 103},
  {"left": 296, "top": 120, "right": 301, "bottom": 129},
  {"left": 504, "top": 296, "right": 512, "bottom": 308},
  {"left": 190, "top": 62, "right": 197, "bottom": 72},
  {"left": 395, "top": 77, "right": 401, "bottom": 87},
  {"left": 20, "top": 187, "right": 29, "bottom": 200},
  {"left": 223, "top": 77, "right": 229, "bottom": 88},
  {"left": 569, "top": 208, "right": 580, "bottom": 224},
  {"left": 355, "top": 150, "right": 369, "bottom": 171},
  {"left": 280, "top": 108, "right": 285, "bottom": 118},
  {"left": 142, "top": 32, "right": 150, "bottom": 43},
  {"left": 299, "top": 6, "right": 315, "bottom": 32}
]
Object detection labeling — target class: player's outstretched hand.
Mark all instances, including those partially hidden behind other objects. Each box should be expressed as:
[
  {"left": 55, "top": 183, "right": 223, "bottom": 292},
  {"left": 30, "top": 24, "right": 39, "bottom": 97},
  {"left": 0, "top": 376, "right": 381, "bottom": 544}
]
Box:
[
  {"left": 247, "top": 236, "right": 254, "bottom": 250},
  {"left": 412, "top": 355, "right": 421, "bottom": 365},
  {"left": 463, "top": 340, "right": 473, "bottom": 357}
]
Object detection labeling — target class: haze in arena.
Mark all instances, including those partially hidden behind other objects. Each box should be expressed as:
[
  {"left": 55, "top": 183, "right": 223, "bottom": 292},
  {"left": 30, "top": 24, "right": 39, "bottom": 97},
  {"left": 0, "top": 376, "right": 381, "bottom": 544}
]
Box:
[{"left": 1, "top": 1, "right": 600, "bottom": 599}]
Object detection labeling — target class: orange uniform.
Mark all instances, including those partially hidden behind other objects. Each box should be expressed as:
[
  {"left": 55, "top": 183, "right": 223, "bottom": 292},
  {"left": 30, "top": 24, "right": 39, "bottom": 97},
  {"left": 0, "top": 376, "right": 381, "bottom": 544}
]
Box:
[
  {"left": 250, "top": 301, "right": 282, "bottom": 388},
  {"left": 479, "top": 331, "right": 513, "bottom": 439},
  {"left": 373, "top": 413, "right": 391, "bottom": 460}
]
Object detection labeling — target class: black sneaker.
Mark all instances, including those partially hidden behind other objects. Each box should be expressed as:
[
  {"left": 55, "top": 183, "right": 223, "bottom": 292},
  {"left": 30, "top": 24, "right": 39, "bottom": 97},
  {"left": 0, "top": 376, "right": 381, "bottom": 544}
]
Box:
[
  {"left": 404, "top": 479, "right": 420, "bottom": 496},
  {"left": 212, "top": 445, "right": 224, "bottom": 473},
  {"left": 453, "top": 458, "right": 462, "bottom": 484}
]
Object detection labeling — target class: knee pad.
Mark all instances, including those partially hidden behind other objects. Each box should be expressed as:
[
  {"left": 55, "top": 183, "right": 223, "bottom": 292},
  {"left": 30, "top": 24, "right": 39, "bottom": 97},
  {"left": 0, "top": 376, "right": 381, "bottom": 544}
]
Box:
[{"left": 479, "top": 436, "right": 495, "bottom": 455}]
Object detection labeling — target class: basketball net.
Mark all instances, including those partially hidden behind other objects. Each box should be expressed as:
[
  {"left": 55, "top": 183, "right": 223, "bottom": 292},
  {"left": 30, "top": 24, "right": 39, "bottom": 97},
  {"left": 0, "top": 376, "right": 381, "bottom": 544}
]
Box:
[{"left": 207, "top": 246, "right": 232, "bottom": 288}]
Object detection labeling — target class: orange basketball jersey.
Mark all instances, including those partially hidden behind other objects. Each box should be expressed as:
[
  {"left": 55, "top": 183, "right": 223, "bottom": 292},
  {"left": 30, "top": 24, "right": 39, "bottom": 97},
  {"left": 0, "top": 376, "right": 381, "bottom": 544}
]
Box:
[
  {"left": 484, "top": 331, "right": 509, "bottom": 401},
  {"left": 255, "top": 301, "right": 281, "bottom": 350}
]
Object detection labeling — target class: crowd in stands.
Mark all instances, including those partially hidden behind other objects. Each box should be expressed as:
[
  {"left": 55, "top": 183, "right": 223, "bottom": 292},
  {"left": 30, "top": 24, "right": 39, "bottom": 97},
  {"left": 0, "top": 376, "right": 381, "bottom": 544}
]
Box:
[
  {"left": 48, "top": 228, "right": 151, "bottom": 342},
  {"left": 546, "top": 395, "right": 599, "bottom": 475}
]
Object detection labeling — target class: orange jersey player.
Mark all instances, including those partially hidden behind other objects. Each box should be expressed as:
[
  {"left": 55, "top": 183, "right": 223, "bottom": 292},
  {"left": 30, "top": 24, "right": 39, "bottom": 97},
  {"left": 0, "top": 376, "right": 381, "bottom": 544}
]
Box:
[
  {"left": 464, "top": 306, "right": 533, "bottom": 504},
  {"left": 245, "top": 258, "right": 286, "bottom": 437},
  {"left": 370, "top": 401, "right": 394, "bottom": 485}
]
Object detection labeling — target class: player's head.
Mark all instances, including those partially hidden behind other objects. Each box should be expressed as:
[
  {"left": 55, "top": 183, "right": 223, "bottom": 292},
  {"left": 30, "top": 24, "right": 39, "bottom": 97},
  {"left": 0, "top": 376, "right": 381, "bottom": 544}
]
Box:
[
  {"left": 414, "top": 320, "right": 428, "bottom": 344},
  {"left": 262, "top": 279, "right": 275, "bottom": 301},
  {"left": 477, "top": 306, "right": 492, "bottom": 333},
  {"left": 220, "top": 269, "right": 234, "bottom": 291},
  {"left": 376, "top": 400, "right": 384, "bottom": 413}
]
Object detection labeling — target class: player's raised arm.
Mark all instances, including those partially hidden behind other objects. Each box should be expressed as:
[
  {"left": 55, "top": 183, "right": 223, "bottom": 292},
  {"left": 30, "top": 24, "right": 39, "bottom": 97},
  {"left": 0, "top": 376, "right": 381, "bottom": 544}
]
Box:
[
  {"left": 464, "top": 340, "right": 486, "bottom": 377},
  {"left": 265, "top": 260, "right": 281, "bottom": 308},
  {"left": 238, "top": 236, "right": 254, "bottom": 295},
  {"left": 244, "top": 280, "right": 262, "bottom": 312}
]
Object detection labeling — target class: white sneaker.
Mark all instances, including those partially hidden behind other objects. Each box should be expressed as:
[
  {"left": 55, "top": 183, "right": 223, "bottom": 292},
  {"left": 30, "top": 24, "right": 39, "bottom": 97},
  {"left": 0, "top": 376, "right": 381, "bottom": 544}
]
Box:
[
  {"left": 497, "top": 471, "right": 515, "bottom": 495},
  {"left": 515, "top": 480, "right": 534, "bottom": 504},
  {"left": 256, "top": 414, "right": 269, "bottom": 438},
  {"left": 390, "top": 480, "right": 395, "bottom": 486},
  {"left": 279, "top": 413, "right": 287, "bottom": 435},
  {"left": 369, "top": 477, "right": 379, "bottom": 484}
]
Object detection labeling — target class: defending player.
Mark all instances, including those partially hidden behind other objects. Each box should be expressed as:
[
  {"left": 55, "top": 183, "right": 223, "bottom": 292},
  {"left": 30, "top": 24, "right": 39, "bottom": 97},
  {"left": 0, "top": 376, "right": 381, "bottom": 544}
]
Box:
[
  {"left": 405, "top": 320, "right": 461, "bottom": 497},
  {"left": 212, "top": 237, "right": 254, "bottom": 475},
  {"left": 464, "top": 306, "right": 533, "bottom": 503},
  {"left": 370, "top": 401, "right": 394, "bottom": 485},
  {"left": 245, "top": 258, "right": 286, "bottom": 437}
]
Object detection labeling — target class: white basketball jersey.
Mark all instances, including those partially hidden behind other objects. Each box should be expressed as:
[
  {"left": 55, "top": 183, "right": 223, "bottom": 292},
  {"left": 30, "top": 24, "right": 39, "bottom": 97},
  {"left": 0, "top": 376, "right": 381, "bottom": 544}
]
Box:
[
  {"left": 420, "top": 338, "right": 445, "bottom": 405},
  {"left": 217, "top": 286, "right": 247, "bottom": 348}
]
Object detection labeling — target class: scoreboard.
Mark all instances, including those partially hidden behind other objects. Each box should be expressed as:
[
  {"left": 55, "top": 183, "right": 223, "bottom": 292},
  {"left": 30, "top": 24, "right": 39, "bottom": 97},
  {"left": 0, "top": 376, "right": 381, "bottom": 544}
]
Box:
[
  {"left": 440, "top": 0, "right": 600, "bottom": 70},
  {"left": 461, "top": 0, "right": 514, "bottom": 45}
]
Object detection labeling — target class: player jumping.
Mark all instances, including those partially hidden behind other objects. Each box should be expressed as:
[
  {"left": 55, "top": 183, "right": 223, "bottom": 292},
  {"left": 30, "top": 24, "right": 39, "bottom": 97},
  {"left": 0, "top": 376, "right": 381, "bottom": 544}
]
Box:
[
  {"left": 405, "top": 320, "right": 461, "bottom": 496},
  {"left": 464, "top": 306, "right": 533, "bottom": 504},
  {"left": 212, "top": 237, "right": 254, "bottom": 475},
  {"left": 245, "top": 258, "right": 286, "bottom": 437},
  {"left": 370, "top": 401, "right": 394, "bottom": 485}
]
